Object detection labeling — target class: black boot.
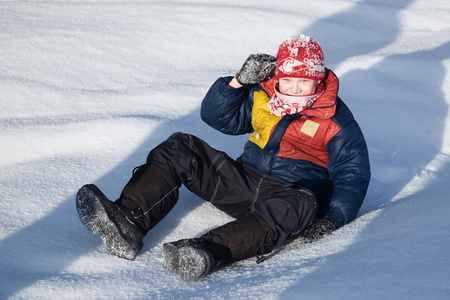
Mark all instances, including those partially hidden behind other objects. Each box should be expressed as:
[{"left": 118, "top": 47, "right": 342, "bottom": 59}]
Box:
[
  {"left": 76, "top": 184, "right": 146, "bottom": 260},
  {"left": 162, "top": 234, "right": 230, "bottom": 281}
]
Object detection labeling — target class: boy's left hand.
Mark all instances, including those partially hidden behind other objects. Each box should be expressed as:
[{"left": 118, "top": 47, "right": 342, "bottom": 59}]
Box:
[{"left": 297, "top": 217, "right": 337, "bottom": 243}]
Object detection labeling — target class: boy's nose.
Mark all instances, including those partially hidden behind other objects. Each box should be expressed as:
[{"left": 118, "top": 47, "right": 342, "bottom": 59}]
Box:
[{"left": 291, "top": 84, "right": 301, "bottom": 94}]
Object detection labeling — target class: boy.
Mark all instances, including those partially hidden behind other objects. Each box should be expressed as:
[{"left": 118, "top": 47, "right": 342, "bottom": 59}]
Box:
[{"left": 76, "top": 35, "right": 370, "bottom": 281}]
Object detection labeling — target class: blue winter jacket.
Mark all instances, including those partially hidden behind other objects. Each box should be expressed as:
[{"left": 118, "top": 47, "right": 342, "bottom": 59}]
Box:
[{"left": 200, "top": 71, "right": 370, "bottom": 228}]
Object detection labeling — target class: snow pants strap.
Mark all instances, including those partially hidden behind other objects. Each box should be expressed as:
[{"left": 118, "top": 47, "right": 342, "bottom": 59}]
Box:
[{"left": 118, "top": 162, "right": 180, "bottom": 232}]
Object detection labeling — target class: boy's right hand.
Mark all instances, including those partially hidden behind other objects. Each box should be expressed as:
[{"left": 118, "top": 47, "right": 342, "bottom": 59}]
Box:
[{"left": 235, "top": 54, "right": 277, "bottom": 85}]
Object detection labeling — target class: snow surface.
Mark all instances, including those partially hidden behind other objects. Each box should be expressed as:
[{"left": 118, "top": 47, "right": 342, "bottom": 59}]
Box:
[{"left": 1, "top": 0, "right": 450, "bottom": 299}]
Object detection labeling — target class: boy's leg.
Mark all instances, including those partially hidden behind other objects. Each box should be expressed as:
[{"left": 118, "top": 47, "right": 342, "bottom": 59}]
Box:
[
  {"left": 163, "top": 167, "right": 318, "bottom": 281},
  {"left": 77, "top": 132, "right": 255, "bottom": 259},
  {"left": 115, "top": 162, "right": 180, "bottom": 232},
  {"left": 208, "top": 166, "right": 318, "bottom": 258},
  {"left": 118, "top": 132, "right": 256, "bottom": 231},
  {"left": 199, "top": 180, "right": 317, "bottom": 264},
  {"left": 163, "top": 212, "right": 274, "bottom": 281},
  {"left": 77, "top": 131, "right": 317, "bottom": 267}
]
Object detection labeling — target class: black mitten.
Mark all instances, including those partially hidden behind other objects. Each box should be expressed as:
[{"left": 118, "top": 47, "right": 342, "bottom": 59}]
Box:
[
  {"left": 297, "top": 217, "right": 337, "bottom": 243},
  {"left": 235, "top": 54, "right": 277, "bottom": 85}
]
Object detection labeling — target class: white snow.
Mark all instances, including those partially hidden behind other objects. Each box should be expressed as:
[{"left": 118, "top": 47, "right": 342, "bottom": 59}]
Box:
[{"left": 1, "top": 0, "right": 449, "bottom": 299}]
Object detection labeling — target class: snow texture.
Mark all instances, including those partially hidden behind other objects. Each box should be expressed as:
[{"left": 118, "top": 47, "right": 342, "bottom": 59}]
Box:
[{"left": 1, "top": 0, "right": 450, "bottom": 299}]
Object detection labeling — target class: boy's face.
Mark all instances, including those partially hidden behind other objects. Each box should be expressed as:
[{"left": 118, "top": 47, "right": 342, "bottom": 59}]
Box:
[{"left": 278, "top": 77, "right": 320, "bottom": 96}]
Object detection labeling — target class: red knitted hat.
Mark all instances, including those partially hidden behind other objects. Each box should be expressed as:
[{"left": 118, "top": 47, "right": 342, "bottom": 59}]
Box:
[{"left": 275, "top": 35, "right": 325, "bottom": 81}]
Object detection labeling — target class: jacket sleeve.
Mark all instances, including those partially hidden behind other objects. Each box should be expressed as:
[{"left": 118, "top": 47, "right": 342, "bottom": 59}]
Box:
[
  {"left": 201, "top": 76, "right": 255, "bottom": 135},
  {"left": 325, "top": 119, "right": 371, "bottom": 228}
]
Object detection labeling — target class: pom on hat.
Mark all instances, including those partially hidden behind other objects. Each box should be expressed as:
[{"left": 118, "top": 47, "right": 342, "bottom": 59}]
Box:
[{"left": 275, "top": 35, "right": 325, "bottom": 81}]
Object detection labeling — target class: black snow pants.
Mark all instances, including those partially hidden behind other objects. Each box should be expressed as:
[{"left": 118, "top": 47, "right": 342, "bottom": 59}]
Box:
[{"left": 117, "top": 132, "right": 317, "bottom": 263}]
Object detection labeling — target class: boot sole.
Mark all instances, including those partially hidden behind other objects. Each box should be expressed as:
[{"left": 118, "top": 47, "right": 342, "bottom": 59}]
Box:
[
  {"left": 76, "top": 184, "right": 138, "bottom": 260},
  {"left": 162, "top": 239, "right": 198, "bottom": 273},
  {"left": 178, "top": 247, "right": 212, "bottom": 281},
  {"left": 163, "top": 243, "right": 212, "bottom": 281}
]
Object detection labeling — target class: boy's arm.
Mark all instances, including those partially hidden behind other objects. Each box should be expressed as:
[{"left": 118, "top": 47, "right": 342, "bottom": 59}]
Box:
[{"left": 201, "top": 76, "right": 254, "bottom": 135}]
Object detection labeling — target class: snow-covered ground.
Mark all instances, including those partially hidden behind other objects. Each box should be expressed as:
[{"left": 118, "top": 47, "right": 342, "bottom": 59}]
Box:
[{"left": 1, "top": 0, "right": 449, "bottom": 299}]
